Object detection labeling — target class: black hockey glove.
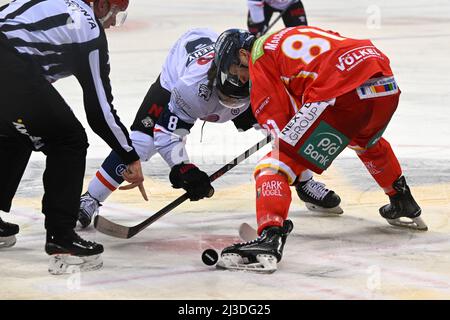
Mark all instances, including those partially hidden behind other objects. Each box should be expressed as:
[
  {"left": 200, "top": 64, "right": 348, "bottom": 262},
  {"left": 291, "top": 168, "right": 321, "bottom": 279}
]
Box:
[{"left": 169, "top": 163, "right": 214, "bottom": 201}]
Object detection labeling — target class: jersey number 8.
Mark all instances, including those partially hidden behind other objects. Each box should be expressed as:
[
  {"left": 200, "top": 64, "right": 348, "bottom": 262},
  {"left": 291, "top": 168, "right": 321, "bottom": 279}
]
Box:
[
  {"left": 168, "top": 115, "right": 179, "bottom": 131},
  {"left": 281, "top": 28, "right": 346, "bottom": 65}
]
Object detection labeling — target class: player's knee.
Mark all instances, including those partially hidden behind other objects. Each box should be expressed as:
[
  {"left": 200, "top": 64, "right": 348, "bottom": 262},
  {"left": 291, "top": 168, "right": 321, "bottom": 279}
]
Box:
[
  {"left": 254, "top": 167, "right": 288, "bottom": 180},
  {"left": 351, "top": 137, "right": 390, "bottom": 157},
  {"left": 130, "top": 130, "right": 156, "bottom": 161}
]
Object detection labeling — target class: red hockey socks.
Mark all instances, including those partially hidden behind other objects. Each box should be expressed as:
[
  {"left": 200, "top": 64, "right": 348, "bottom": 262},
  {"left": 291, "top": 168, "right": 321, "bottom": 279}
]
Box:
[
  {"left": 357, "top": 138, "right": 402, "bottom": 195},
  {"left": 255, "top": 172, "right": 292, "bottom": 235}
]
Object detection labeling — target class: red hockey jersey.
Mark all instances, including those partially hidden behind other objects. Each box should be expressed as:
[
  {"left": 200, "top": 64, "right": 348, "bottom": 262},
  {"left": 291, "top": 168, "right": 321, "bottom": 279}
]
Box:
[{"left": 249, "top": 26, "right": 394, "bottom": 126}]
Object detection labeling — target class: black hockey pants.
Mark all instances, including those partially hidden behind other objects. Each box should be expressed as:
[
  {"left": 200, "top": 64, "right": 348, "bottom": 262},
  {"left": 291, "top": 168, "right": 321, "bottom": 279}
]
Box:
[
  {"left": 130, "top": 75, "right": 171, "bottom": 136},
  {"left": 247, "top": 0, "right": 308, "bottom": 36},
  {"left": 0, "top": 38, "right": 88, "bottom": 232}
]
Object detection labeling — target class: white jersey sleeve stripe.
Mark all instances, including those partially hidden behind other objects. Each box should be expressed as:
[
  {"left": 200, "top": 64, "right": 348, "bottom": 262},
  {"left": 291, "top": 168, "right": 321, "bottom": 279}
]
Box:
[{"left": 88, "top": 49, "right": 133, "bottom": 153}]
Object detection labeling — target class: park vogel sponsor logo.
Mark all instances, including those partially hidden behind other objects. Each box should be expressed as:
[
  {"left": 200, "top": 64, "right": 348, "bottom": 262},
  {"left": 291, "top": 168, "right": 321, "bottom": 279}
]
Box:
[
  {"left": 299, "top": 122, "right": 349, "bottom": 170},
  {"left": 260, "top": 180, "right": 283, "bottom": 197}
]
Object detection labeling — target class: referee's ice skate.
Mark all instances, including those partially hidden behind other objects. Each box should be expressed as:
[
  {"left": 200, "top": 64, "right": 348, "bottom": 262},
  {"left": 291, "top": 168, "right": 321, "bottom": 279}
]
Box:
[
  {"left": 217, "top": 220, "right": 293, "bottom": 273},
  {"left": 0, "top": 218, "right": 19, "bottom": 248},
  {"left": 295, "top": 178, "right": 343, "bottom": 214},
  {"left": 46, "top": 230, "right": 104, "bottom": 275}
]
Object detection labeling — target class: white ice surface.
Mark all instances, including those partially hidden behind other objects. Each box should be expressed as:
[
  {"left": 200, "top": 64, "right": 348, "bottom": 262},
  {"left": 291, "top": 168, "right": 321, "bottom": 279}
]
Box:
[{"left": 1, "top": 0, "right": 450, "bottom": 299}]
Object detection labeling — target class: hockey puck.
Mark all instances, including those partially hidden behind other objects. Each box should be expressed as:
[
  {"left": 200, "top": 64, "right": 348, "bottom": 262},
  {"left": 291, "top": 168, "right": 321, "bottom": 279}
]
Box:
[{"left": 201, "top": 249, "right": 219, "bottom": 266}]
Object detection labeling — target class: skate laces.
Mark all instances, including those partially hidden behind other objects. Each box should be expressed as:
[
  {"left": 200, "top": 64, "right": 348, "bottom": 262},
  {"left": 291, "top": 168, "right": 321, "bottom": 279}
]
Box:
[
  {"left": 235, "top": 225, "right": 284, "bottom": 247},
  {"left": 80, "top": 192, "right": 101, "bottom": 217},
  {"left": 236, "top": 232, "right": 266, "bottom": 246},
  {"left": 302, "top": 179, "right": 329, "bottom": 201}
]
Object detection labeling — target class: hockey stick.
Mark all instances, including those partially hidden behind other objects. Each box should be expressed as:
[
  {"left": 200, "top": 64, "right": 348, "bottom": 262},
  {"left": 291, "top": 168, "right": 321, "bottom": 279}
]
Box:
[{"left": 94, "top": 134, "right": 272, "bottom": 239}]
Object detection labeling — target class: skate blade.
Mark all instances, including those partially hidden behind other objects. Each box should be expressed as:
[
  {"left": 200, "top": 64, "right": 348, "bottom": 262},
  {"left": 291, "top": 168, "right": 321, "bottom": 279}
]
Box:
[
  {"left": 386, "top": 216, "right": 428, "bottom": 231},
  {"left": 305, "top": 202, "right": 344, "bottom": 214},
  {"left": 216, "top": 253, "right": 277, "bottom": 274},
  {"left": 0, "top": 235, "right": 16, "bottom": 248},
  {"left": 48, "top": 254, "right": 103, "bottom": 275},
  {"left": 239, "top": 223, "right": 258, "bottom": 242}
]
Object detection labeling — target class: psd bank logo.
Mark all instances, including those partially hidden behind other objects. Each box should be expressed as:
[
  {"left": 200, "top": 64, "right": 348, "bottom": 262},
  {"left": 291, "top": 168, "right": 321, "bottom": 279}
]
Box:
[{"left": 299, "top": 121, "right": 349, "bottom": 170}]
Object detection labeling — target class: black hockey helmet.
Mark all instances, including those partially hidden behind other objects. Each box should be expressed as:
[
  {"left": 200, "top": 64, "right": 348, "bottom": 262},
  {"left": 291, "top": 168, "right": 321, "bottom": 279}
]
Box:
[{"left": 214, "top": 29, "right": 255, "bottom": 108}]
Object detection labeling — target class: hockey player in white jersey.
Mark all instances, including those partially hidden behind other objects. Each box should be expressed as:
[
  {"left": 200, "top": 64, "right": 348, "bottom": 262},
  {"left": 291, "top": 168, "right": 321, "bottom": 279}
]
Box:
[
  {"left": 78, "top": 28, "right": 342, "bottom": 228},
  {"left": 0, "top": 0, "right": 145, "bottom": 274},
  {"left": 247, "top": 0, "right": 307, "bottom": 37}
]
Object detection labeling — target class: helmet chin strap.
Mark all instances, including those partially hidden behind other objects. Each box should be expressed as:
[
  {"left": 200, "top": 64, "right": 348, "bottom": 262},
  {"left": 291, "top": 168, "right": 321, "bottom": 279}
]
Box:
[
  {"left": 90, "top": 2, "right": 127, "bottom": 27},
  {"left": 99, "top": 11, "right": 113, "bottom": 25}
]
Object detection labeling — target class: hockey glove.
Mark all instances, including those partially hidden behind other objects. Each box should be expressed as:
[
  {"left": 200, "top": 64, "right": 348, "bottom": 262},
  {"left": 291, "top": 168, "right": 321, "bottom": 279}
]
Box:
[{"left": 169, "top": 163, "right": 214, "bottom": 201}]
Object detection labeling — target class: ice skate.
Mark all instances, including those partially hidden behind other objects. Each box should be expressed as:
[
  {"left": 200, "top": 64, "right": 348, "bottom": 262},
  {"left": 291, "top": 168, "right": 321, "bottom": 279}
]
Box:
[
  {"left": 0, "top": 217, "right": 19, "bottom": 248},
  {"left": 379, "top": 176, "right": 427, "bottom": 231},
  {"left": 78, "top": 192, "right": 101, "bottom": 228},
  {"left": 45, "top": 229, "right": 104, "bottom": 275},
  {"left": 217, "top": 220, "right": 293, "bottom": 273},
  {"left": 295, "top": 178, "right": 343, "bottom": 214}
]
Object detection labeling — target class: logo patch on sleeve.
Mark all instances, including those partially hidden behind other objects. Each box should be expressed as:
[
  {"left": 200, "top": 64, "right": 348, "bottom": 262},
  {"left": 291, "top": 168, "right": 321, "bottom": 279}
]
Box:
[{"left": 251, "top": 32, "right": 273, "bottom": 63}]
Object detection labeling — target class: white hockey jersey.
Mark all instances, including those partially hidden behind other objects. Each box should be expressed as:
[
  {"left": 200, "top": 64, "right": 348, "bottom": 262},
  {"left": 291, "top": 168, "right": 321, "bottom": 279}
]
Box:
[
  {"left": 154, "top": 28, "right": 251, "bottom": 166},
  {"left": 159, "top": 28, "right": 250, "bottom": 125}
]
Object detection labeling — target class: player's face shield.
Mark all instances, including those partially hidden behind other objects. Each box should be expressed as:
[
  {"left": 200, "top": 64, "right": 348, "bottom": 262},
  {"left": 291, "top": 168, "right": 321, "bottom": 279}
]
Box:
[
  {"left": 220, "top": 57, "right": 250, "bottom": 88},
  {"left": 217, "top": 89, "right": 250, "bottom": 109},
  {"left": 216, "top": 56, "right": 250, "bottom": 109}
]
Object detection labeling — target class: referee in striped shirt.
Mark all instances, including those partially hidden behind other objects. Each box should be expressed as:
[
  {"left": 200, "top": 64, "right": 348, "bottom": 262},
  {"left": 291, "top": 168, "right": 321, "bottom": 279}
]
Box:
[{"left": 0, "top": 0, "right": 146, "bottom": 273}]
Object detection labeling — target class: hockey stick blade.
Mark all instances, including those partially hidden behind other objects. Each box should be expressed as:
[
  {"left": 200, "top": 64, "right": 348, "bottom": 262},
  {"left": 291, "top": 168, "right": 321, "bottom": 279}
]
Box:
[
  {"left": 239, "top": 222, "right": 258, "bottom": 242},
  {"left": 94, "top": 135, "right": 272, "bottom": 239},
  {"left": 94, "top": 215, "right": 131, "bottom": 239},
  {"left": 93, "top": 193, "right": 190, "bottom": 239}
]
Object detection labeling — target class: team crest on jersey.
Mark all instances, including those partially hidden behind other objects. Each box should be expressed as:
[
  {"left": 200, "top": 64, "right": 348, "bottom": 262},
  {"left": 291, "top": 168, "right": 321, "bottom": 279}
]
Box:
[
  {"left": 198, "top": 84, "right": 212, "bottom": 101},
  {"left": 185, "top": 38, "right": 215, "bottom": 67},
  {"left": 141, "top": 116, "right": 155, "bottom": 128},
  {"left": 231, "top": 108, "right": 241, "bottom": 116},
  {"left": 116, "top": 164, "right": 127, "bottom": 177}
]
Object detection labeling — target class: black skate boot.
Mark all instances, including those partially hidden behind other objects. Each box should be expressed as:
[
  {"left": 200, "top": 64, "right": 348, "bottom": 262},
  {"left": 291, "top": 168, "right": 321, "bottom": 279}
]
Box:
[
  {"left": 78, "top": 191, "right": 102, "bottom": 228},
  {"left": 379, "top": 176, "right": 427, "bottom": 231},
  {"left": 217, "top": 220, "right": 294, "bottom": 273},
  {"left": 295, "top": 178, "right": 343, "bottom": 214},
  {"left": 46, "top": 229, "right": 104, "bottom": 274},
  {"left": 0, "top": 217, "right": 19, "bottom": 248}
]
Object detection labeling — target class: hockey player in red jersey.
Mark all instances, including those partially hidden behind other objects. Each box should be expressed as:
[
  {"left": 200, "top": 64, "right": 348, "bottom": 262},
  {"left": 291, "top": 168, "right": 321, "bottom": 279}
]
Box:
[
  {"left": 213, "top": 27, "right": 427, "bottom": 273},
  {"left": 78, "top": 28, "right": 342, "bottom": 228}
]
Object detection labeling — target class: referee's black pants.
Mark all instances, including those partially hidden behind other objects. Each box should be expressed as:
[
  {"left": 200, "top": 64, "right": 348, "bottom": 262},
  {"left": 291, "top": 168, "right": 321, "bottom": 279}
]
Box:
[{"left": 0, "top": 41, "right": 88, "bottom": 232}]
